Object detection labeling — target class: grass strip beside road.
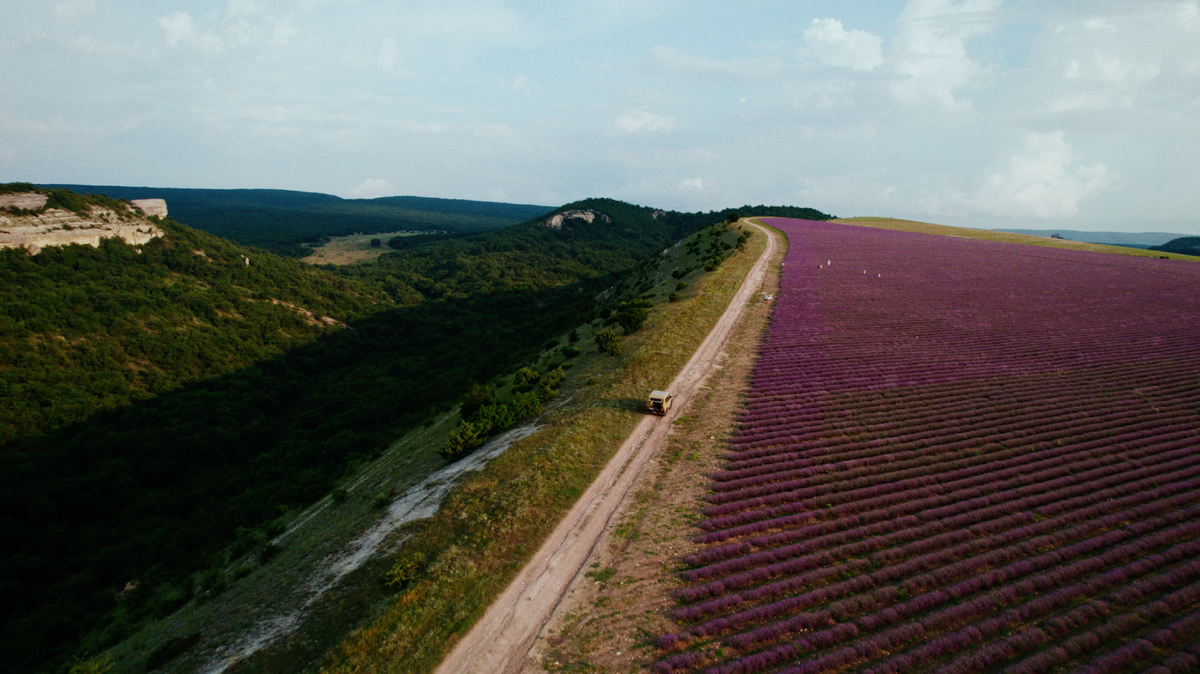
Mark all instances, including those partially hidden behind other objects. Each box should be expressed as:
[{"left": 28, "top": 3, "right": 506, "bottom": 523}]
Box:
[{"left": 319, "top": 224, "right": 770, "bottom": 674}]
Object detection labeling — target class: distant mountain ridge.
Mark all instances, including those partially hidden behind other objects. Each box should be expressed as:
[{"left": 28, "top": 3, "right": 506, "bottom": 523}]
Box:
[
  {"left": 43, "top": 184, "right": 556, "bottom": 257},
  {"left": 992, "top": 228, "right": 1191, "bottom": 247}
]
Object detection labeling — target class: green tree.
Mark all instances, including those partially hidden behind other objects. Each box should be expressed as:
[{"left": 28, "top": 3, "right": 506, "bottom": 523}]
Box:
[
  {"left": 616, "top": 299, "right": 651, "bottom": 335},
  {"left": 594, "top": 328, "right": 621, "bottom": 356}
]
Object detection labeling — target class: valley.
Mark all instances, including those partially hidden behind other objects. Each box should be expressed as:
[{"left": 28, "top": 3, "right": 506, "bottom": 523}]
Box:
[
  {"left": 2, "top": 184, "right": 823, "bottom": 674},
  {"left": 6, "top": 184, "right": 1199, "bottom": 674}
]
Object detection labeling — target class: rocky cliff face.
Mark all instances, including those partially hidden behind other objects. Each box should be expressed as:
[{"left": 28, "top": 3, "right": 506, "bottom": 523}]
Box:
[{"left": 0, "top": 193, "right": 165, "bottom": 254}]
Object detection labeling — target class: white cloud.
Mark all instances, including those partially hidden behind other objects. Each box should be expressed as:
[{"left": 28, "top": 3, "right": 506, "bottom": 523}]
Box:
[
  {"left": 969, "top": 131, "right": 1113, "bottom": 219},
  {"left": 378, "top": 38, "right": 397, "bottom": 70},
  {"left": 158, "top": 5, "right": 298, "bottom": 54},
  {"left": 227, "top": 0, "right": 258, "bottom": 17},
  {"left": 615, "top": 110, "right": 675, "bottom": 133},
  {"left": 351, "top": 178, "right": 395, "bottom": 199},
  {"left": 160, "top": 11, "right": 196, "bottom": 47},
  {"left": 803, "top": 18, "right": 884, "bottom": 72},
  {"left": 159, "top": 11, "right": 222, "bottom": 52},
  {"left": 1038, "top": 2, "right": 1200, "bottom": 112},
  {"left": 891, "top": 0, "right": 1001, "bottom": 109},
  {"left": 678, "top": 178, "right": 704, "bottom": 192},
  {"left": 55, "top": 0, "right": 96, "bottom": 22}
]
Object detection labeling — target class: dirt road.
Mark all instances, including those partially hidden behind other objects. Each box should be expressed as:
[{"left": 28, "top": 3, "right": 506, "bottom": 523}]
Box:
[{"left": 435, "top": 222, "right": 778, "bottom": 674}]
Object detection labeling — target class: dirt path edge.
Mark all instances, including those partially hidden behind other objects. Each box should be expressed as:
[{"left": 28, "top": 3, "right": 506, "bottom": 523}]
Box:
[{"left": 434, "top": 222, "right": 778, "bottom": 674}]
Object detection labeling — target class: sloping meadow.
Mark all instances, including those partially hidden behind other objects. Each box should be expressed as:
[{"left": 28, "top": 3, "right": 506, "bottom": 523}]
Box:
[{"left": 655, "top": 219, "right": 1200, "bottom": 674}]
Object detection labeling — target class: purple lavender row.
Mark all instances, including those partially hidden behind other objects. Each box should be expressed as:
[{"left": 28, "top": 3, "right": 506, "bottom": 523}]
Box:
[
  {"left": 716, "top": 433, "right": 1200, "bottom": 531},
  {"left": 737, "top": 365, "right": 1200, "bottom": 429},
  {"left": 724, "top": 390, "right": 1195, "bottom": 458},
  {"left": 739, "top": 357, "right": 1200, "bottom": 410},
  {"left": 704, "top": 420, "right": 1195, "bottom": 509},
  {"left": 695, "top": 453, "right": 1200, "bottom": 561},
  {"left": 723, "top": 390, "right": 1155, "bottom": 472},
  {"left": 670, "top": 497, "right": 1200, "bottom": 651},
  {"left": 1131, "top": 611, "right": 1200, "bottom": 674},
  {"left": 680, "top": 482, "right": 1200, "bottom": 610},
  {"left": 694, "top": 439, "right": 1199, "bottom": 543},
  {"left": 727, "top": 389, "right": 1196, "bottom": 462},
  {"left": 691, "top": 518, "right": 1200, "bottom": 674},
  {"left": 688, "top": 477, "right": 1193, "bottom": 600},
  {"left": 743, "top": 342, "right": 1200, "bottom": 399},
  {"left": 716, "top": 503, "right": 1200, "bottom": 651},
  {"left": 741, "top": 345, "right": 1200, "bottom": 401},
  {"left": 729, "top": 386, "right": 1192, "bottom": 459},
  {"left": 703, "top": 439, "right": 1150, "bottom": 526},
  {"left": 857, "top": 539, "right": 1200, "bottom": 674},
  {"left": 941, "top": 579, "right": 1200, "bottom": 674},
  {"left": 705, "top": 452, "right": 1200, "bottom": 558}
]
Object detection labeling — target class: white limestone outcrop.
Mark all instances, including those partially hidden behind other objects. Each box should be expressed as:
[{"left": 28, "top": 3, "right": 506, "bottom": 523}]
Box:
[
  {"left": 0, "top": 193, "right": 165, "bottom": 254},
  {"left": 542, "top": 209, "right": 611, "bottom": 230}
]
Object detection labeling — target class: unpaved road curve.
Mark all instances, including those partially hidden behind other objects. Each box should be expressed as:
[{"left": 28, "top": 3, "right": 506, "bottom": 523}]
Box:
[{"left": 435, "top": 222, "right": 778, "bottom": 674}]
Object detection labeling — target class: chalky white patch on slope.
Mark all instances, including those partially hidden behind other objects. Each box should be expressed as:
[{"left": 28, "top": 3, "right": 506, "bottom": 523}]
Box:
[{"left": 200, "top": 424, "right": 542, "bottom": 674}]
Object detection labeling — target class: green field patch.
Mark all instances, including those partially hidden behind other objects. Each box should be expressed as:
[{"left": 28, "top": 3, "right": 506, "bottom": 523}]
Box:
[{"left": 302, "top": 230, "right": 444, "bottom": 266}]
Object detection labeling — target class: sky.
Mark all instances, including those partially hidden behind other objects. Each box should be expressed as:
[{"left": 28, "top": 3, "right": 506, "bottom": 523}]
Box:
[{"left": 2, "top": 0, "right": 1198, "bottom": 234}]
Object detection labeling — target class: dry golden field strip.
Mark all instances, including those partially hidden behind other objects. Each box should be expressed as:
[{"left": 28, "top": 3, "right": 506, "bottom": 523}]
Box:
[{"left": 833, "top": 217, "right": 1199, "bottom": 261}]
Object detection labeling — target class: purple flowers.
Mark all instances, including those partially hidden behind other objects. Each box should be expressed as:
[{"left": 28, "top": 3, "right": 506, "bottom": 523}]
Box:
[{"left": 652, "top": 219, "right": 1200, "bottom": 674}]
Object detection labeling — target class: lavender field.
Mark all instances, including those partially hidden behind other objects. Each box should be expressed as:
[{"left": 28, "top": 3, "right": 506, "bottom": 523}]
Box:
[{"left": 654, "top": 219, "right": 1200, "bottom": 674}]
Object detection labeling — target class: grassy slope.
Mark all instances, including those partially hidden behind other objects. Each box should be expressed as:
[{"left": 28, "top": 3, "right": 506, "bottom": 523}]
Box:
[
  {"left": 833, "top": 217, "right": 1200, "bottom": 261},
  {"left": 312, "top": 223, "right": 767, "bottom": 674}
]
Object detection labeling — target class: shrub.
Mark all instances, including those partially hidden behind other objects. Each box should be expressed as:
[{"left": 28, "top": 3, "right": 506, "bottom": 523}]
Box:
[
  {"left": 595, "top": 329, "right": 622, "bottom": 356},
  {"left": 617, "top": 298, "right": 653, "bottom": 335},
  {"left": 440, "top": 421, "right": 485, "bottom": 460},
  {"left": 461, "top": 383, "right": 495, "bottom": 419},
  {"left": 385, "top": 552, "right": 427, "bottom": 589},
  {"left": 513, "top": 367, "right": 540, "bottom": 388}
]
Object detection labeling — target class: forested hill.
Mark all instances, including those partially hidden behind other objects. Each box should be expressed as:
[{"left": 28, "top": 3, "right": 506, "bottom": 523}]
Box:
[
  {"left": 1152, "top": 236, "right": 1200, "bottom": 256},
  {"left": 45, "top": 184, "right": 556, "bottom": 257},
  {"left": 351, "top": 198, "right": 834, "bottom": 297},
  {"left": 0, "top": 187, "right": 833, "bottom": 674}
]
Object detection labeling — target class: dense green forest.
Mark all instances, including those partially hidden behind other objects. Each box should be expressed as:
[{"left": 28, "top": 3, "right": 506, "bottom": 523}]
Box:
[
  {"left": 45, "top": 185, "right": 555, "bottom": 257},
  {"left": 1152, "top": 236, "right": 1200, "bottom": 256},
  {"left": 0, "top": 187, "right": 832, "bottom": 674}
]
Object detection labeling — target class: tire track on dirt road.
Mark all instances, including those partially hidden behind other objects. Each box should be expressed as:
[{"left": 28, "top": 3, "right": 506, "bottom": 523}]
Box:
[{"left": 435, "top": 221, "right": 778, "bottom": 674}]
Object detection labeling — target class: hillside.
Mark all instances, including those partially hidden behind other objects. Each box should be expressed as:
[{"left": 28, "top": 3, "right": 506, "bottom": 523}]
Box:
[
  {"left": 46, "top": 184, "right": 556, "bottom": 257},
  {"left": 1, "top": 185, "right": 832, "bottom": 674},
  {"left": 1152, "top": 236, "right": 1200, "bottom": 256}
]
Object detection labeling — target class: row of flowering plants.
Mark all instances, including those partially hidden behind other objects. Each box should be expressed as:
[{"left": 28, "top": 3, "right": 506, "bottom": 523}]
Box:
[{"left": 653, "top": 219, "right": 1200, "bottom": 674}]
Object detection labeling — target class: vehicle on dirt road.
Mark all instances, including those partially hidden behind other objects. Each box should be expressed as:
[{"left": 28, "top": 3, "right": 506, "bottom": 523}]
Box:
[{"left": 646, "top": 390, "right": 673, "bottom": 416}]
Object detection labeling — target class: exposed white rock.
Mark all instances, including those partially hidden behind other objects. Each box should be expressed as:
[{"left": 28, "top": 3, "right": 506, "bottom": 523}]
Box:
[
  {"left": 542, "top": 209, "right": 611, "bottom": 230},
  {"left": 0, "top": 205, "right": 164, "bottom": 254},
  {"left": 0, "top": 193, "right": 49, "bottom": 210},
  {"left": 130, "top": 198, "right": 168, "bottom": 218}
]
